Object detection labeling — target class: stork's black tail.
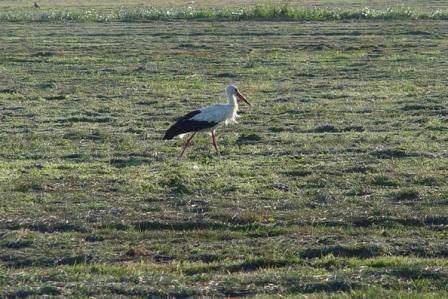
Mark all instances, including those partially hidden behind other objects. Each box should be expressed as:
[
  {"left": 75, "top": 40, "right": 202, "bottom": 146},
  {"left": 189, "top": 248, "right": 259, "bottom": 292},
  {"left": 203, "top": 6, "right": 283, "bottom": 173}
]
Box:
[
  {"left": 163, "top": 119, "right": 218, "bottom": 140},
  {"left": 163, "top": 123, "right": 181, "bottom": 140},
  {"left": 163, "top": 110, "right": 217, "bottom": 140}
]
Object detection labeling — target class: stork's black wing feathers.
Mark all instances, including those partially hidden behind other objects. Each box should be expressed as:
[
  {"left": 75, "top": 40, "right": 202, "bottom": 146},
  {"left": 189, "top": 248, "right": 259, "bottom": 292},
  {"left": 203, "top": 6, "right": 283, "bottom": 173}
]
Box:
[
  {"left": 163, "top": 110, "right": 217, "bottom": 140},
  {"left": 176, "top": 110, "right": 201, "bottom": 122}
]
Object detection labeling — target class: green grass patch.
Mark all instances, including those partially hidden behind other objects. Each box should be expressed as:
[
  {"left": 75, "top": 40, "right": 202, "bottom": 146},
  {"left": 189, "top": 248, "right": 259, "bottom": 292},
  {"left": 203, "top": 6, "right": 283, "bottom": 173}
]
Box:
[{"left": 1, "top": 5, "right": 448, "bottom": 22}]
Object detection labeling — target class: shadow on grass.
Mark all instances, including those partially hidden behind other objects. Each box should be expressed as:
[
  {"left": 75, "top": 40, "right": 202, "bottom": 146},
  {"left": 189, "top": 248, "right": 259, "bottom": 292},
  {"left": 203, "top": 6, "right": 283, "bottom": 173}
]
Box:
[
  {"left": 306, "top": 124, "right": 364, "bottom": 133},
  {"left": 44, "top": 95, "right": 67, "bottom": 101},
  {"left": 289, "top": 280, "right": 356, "bottom": 293},
  {"left": 0, "top": 255, "right": 52, "bottom": 267},
  {"left": 0, "top": 88, "right": 18, "bottom": 94},
  {"left": 55, "top": 255, "right": 93, "bottom": 265},
  {"left": 389, "top": 267, "right": 448, "bottom": 280},
  {"left": 110, "top": 285, "right": 199, "bottom": 298},
  {"left": 217, "top": 277, "right": 356, "bottom": 297},
  {"left": 282, "top": 170, "right": 312, "bottom": 177},
  {"left": 1, "top": 254, "right": 93, "bottom": 267},
  {"left": 187, "top": 253, "right": 220, "bottom": 263},
  {"left": 63, "top": 130, "right": 106, "bottom": 141},
  {"left": 57, "top": 116, "right": 111, "bottom": 123},
  {"left": 341, "top": 166, "right": 372, "bottom": 173},
  {"left": 164, "top": 177, "right": 193, "bottom": 194},
  {"left": 226, "top": 258, "right": 290, "bottom": 273},
  {"left": 218, "top": 287, "right": 254, "bottom": 297},
  {"left": 4, "top": 286, "right": 61, "bottom": 298},
  {"left": 351, "top": 216, "right": 448, "bottom": 228},
  {"left": 309, "top": 125, "right": 340, "bottom": 133},
  {"left": 109, "top": 158, "right": 150, "bottom": 168},
  {"left": 388, "top": 189, "right": 420, "bottom": 201},
  {"left": 109, "top": 220, "right": 267, "bottom": 232},
  {"left": 131, "top": 221, "right": 226, "bottom": 231},
  {"left": 236, "top": 133, "right": 263, "bottom": 145},
  {"left": 31, "top": 51, "right": 56, "bottom": 57},
  {"left": 1, "top": 221, "right": 88, "bottom": 233},
  {"left": 299, "top": 244, "right": 384, "bottom": 259},
  {"left": 2, "top": 239, "right": 33, "bottom": 249},
  {"left": 401, "top": 103, "right": 444, "bottom": 111},
  {"left": 369, "top": 149, "right": 411, "bottom": 159}
]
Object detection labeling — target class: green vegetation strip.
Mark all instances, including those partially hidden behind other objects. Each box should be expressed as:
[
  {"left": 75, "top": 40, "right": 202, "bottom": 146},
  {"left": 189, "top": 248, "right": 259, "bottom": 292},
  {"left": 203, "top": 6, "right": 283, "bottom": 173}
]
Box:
[{"left": 1, "top": 5, "right": 448, "bottom": 22}]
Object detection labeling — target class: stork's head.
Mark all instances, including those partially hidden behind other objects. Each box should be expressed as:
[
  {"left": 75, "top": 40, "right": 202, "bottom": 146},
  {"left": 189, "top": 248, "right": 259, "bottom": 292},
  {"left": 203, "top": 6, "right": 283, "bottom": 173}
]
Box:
[{"left": 225, "top": 85, "right": 251, "bottom": 106}]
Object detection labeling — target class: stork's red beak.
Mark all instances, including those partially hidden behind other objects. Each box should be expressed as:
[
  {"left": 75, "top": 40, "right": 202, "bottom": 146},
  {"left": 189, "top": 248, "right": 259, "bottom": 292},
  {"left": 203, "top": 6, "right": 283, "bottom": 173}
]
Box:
[{"left": 236, "top": 91, "right": 251, "bottom": 106}]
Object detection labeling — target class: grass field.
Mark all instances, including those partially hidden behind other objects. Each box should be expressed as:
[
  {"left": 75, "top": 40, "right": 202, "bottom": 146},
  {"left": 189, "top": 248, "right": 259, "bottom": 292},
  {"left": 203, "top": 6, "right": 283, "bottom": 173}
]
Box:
[{"left": 1, "top": 1, "right": 448, "bottom": 297}]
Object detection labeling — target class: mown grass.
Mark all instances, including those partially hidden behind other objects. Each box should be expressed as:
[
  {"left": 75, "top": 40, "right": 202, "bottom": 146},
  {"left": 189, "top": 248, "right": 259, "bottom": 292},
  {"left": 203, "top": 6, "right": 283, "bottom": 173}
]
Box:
[
  {"left": 1, "top": 5, "right": 448, "bottom": 22},
  {"left": 0, "top": 4, "right": 448, "bottom": 298}
]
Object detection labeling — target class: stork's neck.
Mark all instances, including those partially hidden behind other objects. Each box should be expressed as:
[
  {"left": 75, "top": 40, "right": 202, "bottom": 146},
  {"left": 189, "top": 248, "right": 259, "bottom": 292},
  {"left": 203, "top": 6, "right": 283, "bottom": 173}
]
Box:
[{"left": 226, "top": 93, "right": 238, "bottom": 111}]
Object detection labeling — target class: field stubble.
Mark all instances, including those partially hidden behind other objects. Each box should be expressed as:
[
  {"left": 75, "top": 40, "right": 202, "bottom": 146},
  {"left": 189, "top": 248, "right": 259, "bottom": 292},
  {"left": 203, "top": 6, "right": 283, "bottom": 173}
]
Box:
[{"left": 0, "top": 19, "right": 447, "bottom": 297}]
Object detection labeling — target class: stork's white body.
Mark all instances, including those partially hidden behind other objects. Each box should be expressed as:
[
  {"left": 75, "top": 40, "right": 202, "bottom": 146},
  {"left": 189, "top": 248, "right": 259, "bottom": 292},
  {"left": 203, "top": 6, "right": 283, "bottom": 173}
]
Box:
[
  {"left": 163, "top": 85, "right": 250, "bottom": 157},
  {"left": 189, "top": 98, "right": 239, "bottom": 129}
]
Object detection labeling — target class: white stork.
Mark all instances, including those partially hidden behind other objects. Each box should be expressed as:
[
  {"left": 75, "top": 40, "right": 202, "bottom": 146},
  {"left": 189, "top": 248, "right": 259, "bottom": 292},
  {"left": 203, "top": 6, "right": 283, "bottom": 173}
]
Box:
[{"left": 163, "top": 85, "right": 251, "bottom": 157}]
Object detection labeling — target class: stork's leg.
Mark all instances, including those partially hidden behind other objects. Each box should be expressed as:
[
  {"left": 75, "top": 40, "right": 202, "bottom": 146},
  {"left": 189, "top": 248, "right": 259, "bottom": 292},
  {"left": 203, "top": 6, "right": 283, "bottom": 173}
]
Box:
[
  {"left": 180, "top": 132, "right": 197, "bottom": 158},
  {"left": 211, "top": 131, "right": 221, "bottom": 157}
]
